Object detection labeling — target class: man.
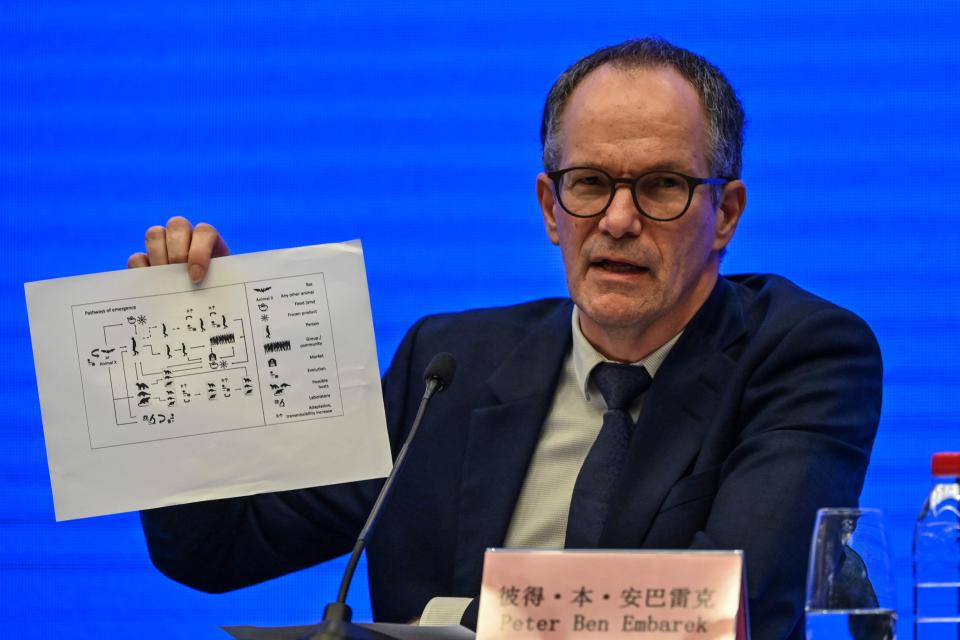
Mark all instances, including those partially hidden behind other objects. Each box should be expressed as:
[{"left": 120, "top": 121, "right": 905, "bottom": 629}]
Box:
[{"left": 135, "top": 39, "right": 881, "bottom": 639}]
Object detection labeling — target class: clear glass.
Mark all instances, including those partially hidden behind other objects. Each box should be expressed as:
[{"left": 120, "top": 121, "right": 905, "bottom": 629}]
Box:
[
  {"left": 805, "top": 508, "right": 897, "bottom": 639},
  {"left": 914, "top": 477, "right": 960, "bottom": 640}
]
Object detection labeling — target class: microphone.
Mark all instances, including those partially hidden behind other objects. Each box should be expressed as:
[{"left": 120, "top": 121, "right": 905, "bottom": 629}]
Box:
[
  {"left": 301, "top": 353, "right": 457, "bottom": 640},
  {"left": 423, "top": 351, "right": 456, "bottom": 393}
]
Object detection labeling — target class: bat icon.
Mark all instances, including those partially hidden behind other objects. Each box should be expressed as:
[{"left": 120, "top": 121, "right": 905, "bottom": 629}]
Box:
[
  {"left": 101, "top": 348, "right": 115, "bottom": 355},
  {"left": 253, "top": 287, "right": 272, "bottom": 293}
]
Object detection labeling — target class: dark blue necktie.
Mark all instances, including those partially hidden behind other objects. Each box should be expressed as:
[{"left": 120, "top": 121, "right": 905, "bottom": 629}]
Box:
[{"left": 565, "top": 362, "right": 652, "bottom": 548}]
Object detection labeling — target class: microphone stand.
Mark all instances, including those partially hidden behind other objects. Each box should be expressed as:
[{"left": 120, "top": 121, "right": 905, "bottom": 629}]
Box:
[
  {"left": 299, "top": 356, "right": 455, "bottom": 640},
  {"left": 223, "top": 354, "right": 456, "bottom": 640}
]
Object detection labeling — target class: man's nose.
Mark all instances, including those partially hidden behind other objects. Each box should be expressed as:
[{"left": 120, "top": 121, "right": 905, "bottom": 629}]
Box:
[{"left": 597, "top": 184, "right": 643, "bottom": 238}]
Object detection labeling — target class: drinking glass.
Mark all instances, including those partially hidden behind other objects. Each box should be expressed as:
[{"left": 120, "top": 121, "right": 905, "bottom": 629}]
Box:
[{"left": 805, "top": 508, "right": 897, "bottom": 639}]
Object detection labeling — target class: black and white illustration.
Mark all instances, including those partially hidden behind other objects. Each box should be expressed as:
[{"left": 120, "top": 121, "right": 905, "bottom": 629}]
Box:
[{"left": 72, "top": 274, "right": 344, "bottom": 449}]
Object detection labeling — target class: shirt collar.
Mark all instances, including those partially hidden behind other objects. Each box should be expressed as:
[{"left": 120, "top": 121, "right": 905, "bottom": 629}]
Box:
[{"left": 570, "top": 306, "right": 683, "bottom": 401}]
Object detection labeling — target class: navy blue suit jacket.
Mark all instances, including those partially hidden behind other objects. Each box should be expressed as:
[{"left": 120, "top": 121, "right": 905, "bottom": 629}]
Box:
[{"left": 141, "top": 274, "right": 882, "bottom": 639}]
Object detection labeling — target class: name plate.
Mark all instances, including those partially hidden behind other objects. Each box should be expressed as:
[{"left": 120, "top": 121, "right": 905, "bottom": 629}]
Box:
[{"left": 477, "top": 549, "right": 749, "bottom": 639}]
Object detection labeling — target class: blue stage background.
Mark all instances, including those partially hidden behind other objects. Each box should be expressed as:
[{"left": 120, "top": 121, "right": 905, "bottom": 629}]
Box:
[{"left": 4, "top": 2, "right": 959, "bottom": 638}]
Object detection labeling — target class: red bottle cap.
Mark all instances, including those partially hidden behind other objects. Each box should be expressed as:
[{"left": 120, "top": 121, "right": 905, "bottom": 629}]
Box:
[{"left": 932, "top": 452, "right": 960, "bottom": 476}]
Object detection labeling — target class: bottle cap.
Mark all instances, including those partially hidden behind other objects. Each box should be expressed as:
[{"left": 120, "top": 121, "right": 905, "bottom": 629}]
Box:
[{"left": 932, "top": 452, "right": 960, "bottom": 476}]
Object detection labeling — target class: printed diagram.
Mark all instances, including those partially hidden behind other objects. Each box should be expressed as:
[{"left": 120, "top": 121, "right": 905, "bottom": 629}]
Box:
[
  {"left": 84, "top": 297, "right": 254, "bottom": 426},
  {"left": 72, "top": 274, "right": 344, "bottom": 449}
]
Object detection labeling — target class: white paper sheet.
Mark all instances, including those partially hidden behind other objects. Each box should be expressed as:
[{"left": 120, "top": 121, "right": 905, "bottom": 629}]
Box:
[{"left": 25, "top": 239, "right": 392, "bottom": 521}]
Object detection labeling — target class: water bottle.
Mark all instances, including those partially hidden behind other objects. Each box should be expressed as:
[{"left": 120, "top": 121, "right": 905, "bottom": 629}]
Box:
[{"left": 913, "top": 452, "right": 960, "bottom": 639}]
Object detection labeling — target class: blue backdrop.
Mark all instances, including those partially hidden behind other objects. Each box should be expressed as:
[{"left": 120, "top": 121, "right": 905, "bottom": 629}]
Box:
[{"left": 4, "top": 1, "right": 959, "bottom": 638}]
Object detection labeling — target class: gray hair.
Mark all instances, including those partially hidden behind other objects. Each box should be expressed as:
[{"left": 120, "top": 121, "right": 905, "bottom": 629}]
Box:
[{"left": 540, "top": 38, "right": 745, "bottom": 181}]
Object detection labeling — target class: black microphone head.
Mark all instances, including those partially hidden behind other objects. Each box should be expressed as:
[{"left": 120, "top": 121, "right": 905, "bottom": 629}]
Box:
[{"left": 424, "top": 352, "right": 456, "bottom": 391}]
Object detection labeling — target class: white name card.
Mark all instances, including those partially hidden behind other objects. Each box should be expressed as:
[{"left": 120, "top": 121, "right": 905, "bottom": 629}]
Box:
[{"left": 477, "top": 549, "right": 749, "bottom": 639}]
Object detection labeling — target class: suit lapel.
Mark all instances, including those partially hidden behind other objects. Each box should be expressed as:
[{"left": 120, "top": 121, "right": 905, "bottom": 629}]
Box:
[
  {"left": 453, "top": 300, "right": 573, "bottom": 594},
  {"left": 601, "top": 277, "right": 747, "bottom": 547}
]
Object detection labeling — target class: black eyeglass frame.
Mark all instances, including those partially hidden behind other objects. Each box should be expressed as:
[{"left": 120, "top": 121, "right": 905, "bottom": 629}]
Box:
[{"left": 546, "top": 166, "right": 729, "bottom": 222}]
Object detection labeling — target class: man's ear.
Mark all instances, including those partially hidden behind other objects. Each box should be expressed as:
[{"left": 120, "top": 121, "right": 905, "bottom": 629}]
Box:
[
  {"left": 713, "top": 179, "right": 747, "bottom": 251},
  {"left": 537, "top": 172, "right": 560, "bottom": 245}
]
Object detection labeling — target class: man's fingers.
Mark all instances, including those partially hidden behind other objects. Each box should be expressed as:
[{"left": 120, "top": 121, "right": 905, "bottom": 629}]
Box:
[
  {"left": 187, "top": 222, "right": 228, "bottom": 283},
  {"left": 128, "top": 253, "right": 150, "bottom": 269},
  {"left": 136, "top": 218, "right": 228, "bottom": 284},
  {"left": 165, "top": 216, "right": 194, "bottom": 264},
  {"left": 144, "top": 225, "right": 169, "bottom": 265}
]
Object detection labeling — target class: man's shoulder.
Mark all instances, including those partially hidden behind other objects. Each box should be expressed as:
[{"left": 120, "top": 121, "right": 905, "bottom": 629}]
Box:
[
  {"left": 388, "top": 298, "right": 573, "bottom": 390},
  {"left": 415, "top": 298, "right": 572, "bottom": 338},
  {"left": 720, "top": 273, "right": 877, "bottom": 348},
  {"left": 724, "top": 273, "right": 865, "bottom": 322},
  {"left": 398, "top": 298, "right": 572, "bottom": 368}
]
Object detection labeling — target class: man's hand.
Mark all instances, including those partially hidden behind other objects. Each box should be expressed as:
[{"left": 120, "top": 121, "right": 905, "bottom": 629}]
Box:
[{"left": 127, "top": 216, "right": 230, "bottom": 283}]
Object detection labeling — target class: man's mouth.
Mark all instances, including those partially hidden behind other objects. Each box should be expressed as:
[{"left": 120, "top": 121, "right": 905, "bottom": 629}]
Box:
[{"left": 592, "top": 259, "right": 647, "bottom": 274}]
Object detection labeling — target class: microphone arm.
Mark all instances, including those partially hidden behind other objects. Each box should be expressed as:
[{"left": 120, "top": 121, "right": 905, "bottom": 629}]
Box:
[{"left": 316, "top": 353, "right": 457, "bottom": 632}]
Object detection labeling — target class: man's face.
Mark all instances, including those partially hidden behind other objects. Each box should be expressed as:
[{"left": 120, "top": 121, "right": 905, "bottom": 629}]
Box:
[{"left": 537, "top": 64, "right": 745, "bottom": 358}]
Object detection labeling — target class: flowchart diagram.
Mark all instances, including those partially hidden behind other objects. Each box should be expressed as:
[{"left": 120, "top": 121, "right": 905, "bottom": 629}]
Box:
[{"left": 72, "top": 273, "right": 343, "bottom": 448}]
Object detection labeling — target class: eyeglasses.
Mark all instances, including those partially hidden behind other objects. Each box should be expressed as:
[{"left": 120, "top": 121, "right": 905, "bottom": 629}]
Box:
[{"left": 546, "top": 166, "right": 728, "bottom": 221}]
